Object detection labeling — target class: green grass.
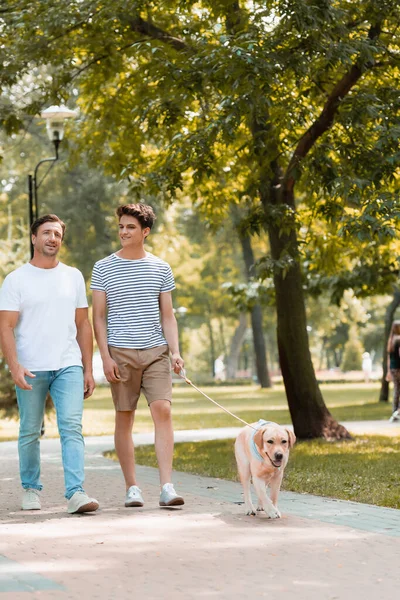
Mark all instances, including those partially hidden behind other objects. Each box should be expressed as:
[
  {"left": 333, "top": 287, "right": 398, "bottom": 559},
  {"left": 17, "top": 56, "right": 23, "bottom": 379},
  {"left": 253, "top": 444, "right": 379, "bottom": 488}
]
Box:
[
  {"left": 108, "top": 434, "right": 400, "bottom": 509},
  {"left": 0, "top": 382, "right": 394, "bottom": 442}
]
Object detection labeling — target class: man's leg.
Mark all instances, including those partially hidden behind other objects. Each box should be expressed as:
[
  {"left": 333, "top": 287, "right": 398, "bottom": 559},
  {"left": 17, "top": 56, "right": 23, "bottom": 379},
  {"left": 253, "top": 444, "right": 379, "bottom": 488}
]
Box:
[
  {"left": 50, "top": 366, "right": 85, "bottom": 499},
  {"left": 114, "top": 410, "right": 136, "bottom": 489},
  {"left": 16, "top": 372, "right": 49, "bottom": 492},
  {"left": 149, "top": 400, "right": 174, "bottom": 486}
]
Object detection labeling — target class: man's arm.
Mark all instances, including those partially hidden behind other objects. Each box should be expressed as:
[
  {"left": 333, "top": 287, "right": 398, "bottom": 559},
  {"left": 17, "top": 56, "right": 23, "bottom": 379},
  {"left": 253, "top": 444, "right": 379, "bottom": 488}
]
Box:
[
  {"left": 0, "top": 311, "right": 35, "bottom": 389},
  {"left": 92, "top": 290, "right": 120, "bottom": 383},
  {"left": 159, "top": 292, "right": 185, "bottom": 374},
  {"left": 75, "top": 307, "right": 95, "bottom": 399}
]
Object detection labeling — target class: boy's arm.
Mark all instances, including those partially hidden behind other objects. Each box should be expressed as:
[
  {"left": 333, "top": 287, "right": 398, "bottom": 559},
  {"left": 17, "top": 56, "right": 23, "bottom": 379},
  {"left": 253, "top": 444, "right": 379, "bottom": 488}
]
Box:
[
  {"left": 159, "top": 292, "right": 184, "bottom": 374},
  {"left": 92, "top": 290, "right": 120, "bottom": 383}
]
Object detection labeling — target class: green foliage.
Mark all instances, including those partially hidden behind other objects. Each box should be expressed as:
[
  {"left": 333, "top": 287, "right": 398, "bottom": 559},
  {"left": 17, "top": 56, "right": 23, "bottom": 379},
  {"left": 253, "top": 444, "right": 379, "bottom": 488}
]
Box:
[
  {"left": 0, "top": 357, "right": 17, "bottom": 416},
  {"left": 341, "top": 327, "right": 364, "bottom": 371},
  {"left": 1, "top": 1, "right": 399, "bottom": 208}
]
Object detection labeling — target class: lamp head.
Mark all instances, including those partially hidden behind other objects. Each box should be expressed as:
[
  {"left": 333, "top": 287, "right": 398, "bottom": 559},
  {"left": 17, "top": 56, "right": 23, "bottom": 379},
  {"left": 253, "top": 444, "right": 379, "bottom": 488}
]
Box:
[{"left": 41, "top": 105, "right": 77, "bottom": 143}]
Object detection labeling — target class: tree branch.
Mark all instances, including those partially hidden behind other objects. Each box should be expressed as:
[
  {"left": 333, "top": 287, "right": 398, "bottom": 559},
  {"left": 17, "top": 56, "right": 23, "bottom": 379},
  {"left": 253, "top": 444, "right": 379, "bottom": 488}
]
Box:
[
  {"left": 283, "top": 22, "right": 382, "bottom": 193},
  {"left": 119, "top": 15, "right": 190, "bottom": 52}
]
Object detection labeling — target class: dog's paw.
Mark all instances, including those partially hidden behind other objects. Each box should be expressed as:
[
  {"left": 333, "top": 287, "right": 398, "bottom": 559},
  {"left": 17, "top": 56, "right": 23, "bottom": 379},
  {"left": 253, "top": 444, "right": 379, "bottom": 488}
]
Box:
[
  {"left": 245, "top": 508, "right": 256, "bottom": 516},
  {"left": 266, "top": 507, "right": 281, "bottom": 519},
  {"left": 256, "top": 506, "right": 264, "bottom": 512}
]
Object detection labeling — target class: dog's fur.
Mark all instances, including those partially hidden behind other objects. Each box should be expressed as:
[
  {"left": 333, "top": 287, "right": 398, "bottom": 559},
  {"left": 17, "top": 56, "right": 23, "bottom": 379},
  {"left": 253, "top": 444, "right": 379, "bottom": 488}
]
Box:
[{"left": 234, "top": 421, "right": 296, "bottom": 518}]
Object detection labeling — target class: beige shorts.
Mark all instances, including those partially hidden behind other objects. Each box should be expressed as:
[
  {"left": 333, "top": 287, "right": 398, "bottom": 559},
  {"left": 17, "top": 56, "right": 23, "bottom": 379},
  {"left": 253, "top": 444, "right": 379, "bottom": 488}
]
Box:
[{"left": 109, "top": 345, "right": 172, "bottom": 411}]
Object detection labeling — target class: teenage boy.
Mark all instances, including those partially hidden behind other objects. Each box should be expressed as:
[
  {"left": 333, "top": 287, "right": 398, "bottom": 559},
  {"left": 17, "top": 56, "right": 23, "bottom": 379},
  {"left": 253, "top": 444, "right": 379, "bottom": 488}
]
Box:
[
  {"left": 0, "top": 214, "right": 99, "bottom": 514},
  {"left": 91, "top": 203, "right": 185, "bottom": 508}
]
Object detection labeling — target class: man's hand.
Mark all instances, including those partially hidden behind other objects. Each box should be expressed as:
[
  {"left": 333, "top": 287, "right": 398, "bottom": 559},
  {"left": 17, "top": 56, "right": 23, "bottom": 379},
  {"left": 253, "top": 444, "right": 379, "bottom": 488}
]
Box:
[
  {"left": 103, "top": 356, "right": 121, "bottom": 383},
  {"left": 10, "top": 364, "right": 35, "bottom": 390},
  {"left": 84, "top": 371, "right": 96, "bottom": 399},
  {"left": 171, "top": 352, "right": 185, "bottom": 375}
]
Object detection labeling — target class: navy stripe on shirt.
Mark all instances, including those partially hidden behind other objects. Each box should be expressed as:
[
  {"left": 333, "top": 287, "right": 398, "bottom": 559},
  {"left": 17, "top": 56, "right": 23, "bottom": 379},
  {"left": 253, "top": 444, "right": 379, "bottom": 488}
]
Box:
[{"left": 91, "top": 253, "right": 175, "bottom": 349}]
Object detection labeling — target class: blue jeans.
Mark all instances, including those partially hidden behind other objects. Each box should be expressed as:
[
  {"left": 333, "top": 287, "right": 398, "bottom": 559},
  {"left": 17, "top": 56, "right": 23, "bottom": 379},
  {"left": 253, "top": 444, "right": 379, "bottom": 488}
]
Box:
[{"left": 16, "top": 366, "right": 85, "bottom": 500}]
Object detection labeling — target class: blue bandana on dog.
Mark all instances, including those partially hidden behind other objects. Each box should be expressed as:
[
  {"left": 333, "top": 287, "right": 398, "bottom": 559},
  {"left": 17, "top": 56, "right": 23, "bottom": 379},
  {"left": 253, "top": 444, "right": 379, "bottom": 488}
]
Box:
[{"left": 250, "top": 419, "right": 272, "bottom": 461}]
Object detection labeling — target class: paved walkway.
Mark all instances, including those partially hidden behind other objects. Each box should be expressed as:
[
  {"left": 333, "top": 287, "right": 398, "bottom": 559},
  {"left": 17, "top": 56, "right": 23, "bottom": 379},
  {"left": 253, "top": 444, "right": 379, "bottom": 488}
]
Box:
[{"left": 1, "top": 421, "right": 399, "bottom": 599}]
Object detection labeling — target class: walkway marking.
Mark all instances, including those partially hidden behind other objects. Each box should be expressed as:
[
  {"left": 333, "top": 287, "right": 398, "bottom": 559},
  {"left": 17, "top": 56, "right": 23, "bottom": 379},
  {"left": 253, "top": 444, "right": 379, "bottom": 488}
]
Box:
[{"left": 0, "top": 555, "right": 64, "bottom": 593}]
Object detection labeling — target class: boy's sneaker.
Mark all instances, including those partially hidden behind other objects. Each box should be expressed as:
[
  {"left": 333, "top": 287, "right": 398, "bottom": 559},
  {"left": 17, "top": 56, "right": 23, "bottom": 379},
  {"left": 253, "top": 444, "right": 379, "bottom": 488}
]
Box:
[
  {"left": 67, "top": 491, "right": 99, "bottom": 514},
  {"left": 22, "top": 488, "right": 41, "bottom": 510},
  {"left": 389, "top": 410, "right": 400, "bottom": 423},
  {"left": 125, "top": 485, "right": 144, "bottom": 507},
  {"left": 159, "top": 483, "right": 184, "bottom": 507}
]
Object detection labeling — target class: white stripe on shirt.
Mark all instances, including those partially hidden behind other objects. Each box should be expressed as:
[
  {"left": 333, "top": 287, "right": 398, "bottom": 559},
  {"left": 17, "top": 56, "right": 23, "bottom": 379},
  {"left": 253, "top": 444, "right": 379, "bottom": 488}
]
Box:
[{"left": 91, "top": 252, "right": 175, "bottom": 349}]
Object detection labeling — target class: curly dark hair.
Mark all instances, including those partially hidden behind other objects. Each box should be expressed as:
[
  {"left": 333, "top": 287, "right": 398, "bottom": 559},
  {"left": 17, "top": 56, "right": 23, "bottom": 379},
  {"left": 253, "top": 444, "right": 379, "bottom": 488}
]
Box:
[{"left": 116, "top": 204, "right": 156, "bottom": 229}]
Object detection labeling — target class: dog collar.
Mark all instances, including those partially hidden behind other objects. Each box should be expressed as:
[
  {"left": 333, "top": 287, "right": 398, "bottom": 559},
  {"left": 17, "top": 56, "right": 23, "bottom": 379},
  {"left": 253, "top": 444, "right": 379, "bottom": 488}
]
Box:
[{"left": 250, "top": 419, "right": 271, "bottom": 462}]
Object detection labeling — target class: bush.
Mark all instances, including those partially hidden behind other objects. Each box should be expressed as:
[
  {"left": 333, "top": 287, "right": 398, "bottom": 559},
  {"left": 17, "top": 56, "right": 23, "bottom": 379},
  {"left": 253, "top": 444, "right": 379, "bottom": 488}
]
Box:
[{"left": 341, "top": 329, "right": 363, "bottom": 372}]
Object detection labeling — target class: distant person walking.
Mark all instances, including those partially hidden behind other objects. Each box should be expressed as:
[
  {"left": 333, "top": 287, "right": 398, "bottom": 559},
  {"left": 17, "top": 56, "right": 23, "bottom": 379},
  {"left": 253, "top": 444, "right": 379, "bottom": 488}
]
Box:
[
  {"left": 91, "top": 203, "right": 185, "bottom": 509},
  {"left": 0, "top": 214, "right": 99, "bottom": 514},
  {"left": 386, "top": 321, "right": 400, "bottom": 422},
  {"left": 362, "top": 352, "right": 372, "bottom": 383}
]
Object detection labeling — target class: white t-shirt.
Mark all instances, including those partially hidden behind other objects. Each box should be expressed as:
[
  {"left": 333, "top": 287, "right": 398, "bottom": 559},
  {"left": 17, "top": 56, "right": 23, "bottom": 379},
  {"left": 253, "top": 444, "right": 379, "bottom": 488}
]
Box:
[{"left": 0, "top": 262, "right": 88, "bottom": 371}]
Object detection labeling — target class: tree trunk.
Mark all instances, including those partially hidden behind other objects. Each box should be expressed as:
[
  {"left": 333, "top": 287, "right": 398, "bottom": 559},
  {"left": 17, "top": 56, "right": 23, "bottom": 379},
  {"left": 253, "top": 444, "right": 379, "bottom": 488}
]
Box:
[
  {"left": 218, "top": 318, "right": 228, "bottom": 357},
  {"left": 226, "top": 313, "right": 247, "bottom": 379},
  {"left": 206, "top": 313, "right": 216, "bottom": 377},
  {"left": 379, "top": 287, "right": 400, "bottom": 403},
  {"left": 268, "top": 224, "right": 349, "bottom": 439},
  {"left": 239, "top": 233, "right": 272, "bottom": 388},
  {"left": 255, "top": 157, "right": 350, "bottom": 439}
]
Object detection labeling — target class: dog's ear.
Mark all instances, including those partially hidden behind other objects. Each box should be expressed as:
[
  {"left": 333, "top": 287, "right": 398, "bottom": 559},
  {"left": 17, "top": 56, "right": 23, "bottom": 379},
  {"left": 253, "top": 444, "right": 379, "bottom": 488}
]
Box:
[
  {"left": 254, "top": 428, "right": 265, "bottom": 452},
  {"left": 285, "top": 428, "right": 296, "bottom": 448}
]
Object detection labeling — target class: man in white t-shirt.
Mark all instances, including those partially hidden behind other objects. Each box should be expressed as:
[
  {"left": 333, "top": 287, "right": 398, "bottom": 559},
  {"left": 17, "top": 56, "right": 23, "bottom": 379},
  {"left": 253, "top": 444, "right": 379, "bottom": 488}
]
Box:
[
  {"left": 91, "top": 203, "right": 185, "bottom": 508},
  {"left": 0, "top": 214, "right": 99, "bottom": 514}
]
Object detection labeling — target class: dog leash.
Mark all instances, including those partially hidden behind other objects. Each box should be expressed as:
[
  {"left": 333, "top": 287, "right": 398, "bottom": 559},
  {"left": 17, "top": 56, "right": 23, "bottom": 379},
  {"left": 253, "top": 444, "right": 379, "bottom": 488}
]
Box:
[
  {"left": 177, "top": 370, "right": 283, "bottom": 469},
  {"left": 177, "top": 370, "right": 258, "bottom": 431}
]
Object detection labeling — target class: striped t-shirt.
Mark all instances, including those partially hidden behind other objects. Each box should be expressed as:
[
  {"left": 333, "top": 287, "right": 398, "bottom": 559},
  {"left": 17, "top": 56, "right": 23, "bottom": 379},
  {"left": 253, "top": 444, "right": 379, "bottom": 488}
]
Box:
[{"left": 90, "top": 252, "right": 175, "bottom": 349}]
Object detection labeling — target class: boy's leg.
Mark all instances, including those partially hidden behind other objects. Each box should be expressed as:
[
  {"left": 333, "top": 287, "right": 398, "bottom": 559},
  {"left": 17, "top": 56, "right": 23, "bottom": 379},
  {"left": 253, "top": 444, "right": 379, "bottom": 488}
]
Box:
[
  {"left": 50, "top": 366, "right": 85, "bottom": 499},
  {"left": 108, "top": 347, "right": 142, "bottom": 490},
  {"left": 149, "top": 400, "right": 174, "bottom": 486},
  {"left": 114, "top": 410, "right": 136, "bottom": 488},
  {"left": 16, "top": 372, "right": 49, "bottom": 491}
]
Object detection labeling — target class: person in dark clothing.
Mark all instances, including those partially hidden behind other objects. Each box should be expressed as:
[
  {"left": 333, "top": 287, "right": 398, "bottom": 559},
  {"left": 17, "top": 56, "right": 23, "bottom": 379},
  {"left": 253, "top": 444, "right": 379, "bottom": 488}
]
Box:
[{"left": 386, "top": 320, "right": 400, "bottom": 422}]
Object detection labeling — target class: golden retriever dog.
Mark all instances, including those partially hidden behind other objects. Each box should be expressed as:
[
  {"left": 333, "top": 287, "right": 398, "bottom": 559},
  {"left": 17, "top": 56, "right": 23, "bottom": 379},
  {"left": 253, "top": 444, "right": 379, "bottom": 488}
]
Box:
[{"left": 234, "top": 419, "right": 296, "bottom": 519}]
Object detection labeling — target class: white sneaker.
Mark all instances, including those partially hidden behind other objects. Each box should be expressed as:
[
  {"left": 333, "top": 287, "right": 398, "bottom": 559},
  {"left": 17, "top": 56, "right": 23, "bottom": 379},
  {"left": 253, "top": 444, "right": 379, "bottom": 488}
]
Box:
[
  {"left": 125, "top": 485, "right": 144, "bottom": 507},
  {"left": 389, "top": 410, "right": 399, "bottom": 423},
  {"left": 159, "top": 483, "right": 184, "bottom": 507},
  {"left": 67, "top": 491, "right": 99, "bottom": 514},
  {"left": 22, "top": 488, "right": 41, "bottom": 510}
]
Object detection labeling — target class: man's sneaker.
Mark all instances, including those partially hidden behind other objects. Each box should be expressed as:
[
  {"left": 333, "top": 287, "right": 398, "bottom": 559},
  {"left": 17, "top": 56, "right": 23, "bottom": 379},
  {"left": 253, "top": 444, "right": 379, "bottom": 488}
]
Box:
[
  {"left": 389, "top": 410, "right": 400, "bottom": 423},
  {"left": 125, "top": 485, "right": 144, "bottom": 507},
  {"left": 159, "top": 483, "right": 184, "bottom": 507},
  {"left": 67, "top": 491, "right": 99, "bottom": 514},
  {"left": 22, "top": 488, "right": 41, "bottom": 510}
]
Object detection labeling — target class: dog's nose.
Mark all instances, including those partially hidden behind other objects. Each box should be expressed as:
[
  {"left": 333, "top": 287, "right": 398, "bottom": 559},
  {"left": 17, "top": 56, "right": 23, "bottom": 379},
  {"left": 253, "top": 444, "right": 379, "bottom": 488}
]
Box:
[{"left": 275, "top": 453, "right": 283, "bottom": 461}]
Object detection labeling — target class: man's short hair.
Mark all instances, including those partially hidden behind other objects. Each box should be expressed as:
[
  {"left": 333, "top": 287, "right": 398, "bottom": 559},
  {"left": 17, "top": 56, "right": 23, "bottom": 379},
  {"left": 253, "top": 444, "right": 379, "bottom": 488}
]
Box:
[
  {"left": 116, "top": 203, "right": 156, "bottom": 230},
  {"left": 31, "top": 214, "right": 66, "bottom": 238}
]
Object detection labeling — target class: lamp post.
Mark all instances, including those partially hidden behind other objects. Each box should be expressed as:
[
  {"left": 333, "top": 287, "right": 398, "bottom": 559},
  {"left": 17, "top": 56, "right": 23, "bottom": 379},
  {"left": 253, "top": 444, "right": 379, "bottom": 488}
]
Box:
[
  {"left": 27, "top": 106, "right": 76, "bottom": 436},
  {"left": 28, "top": 105, "right": 76, "bottom": 257}
]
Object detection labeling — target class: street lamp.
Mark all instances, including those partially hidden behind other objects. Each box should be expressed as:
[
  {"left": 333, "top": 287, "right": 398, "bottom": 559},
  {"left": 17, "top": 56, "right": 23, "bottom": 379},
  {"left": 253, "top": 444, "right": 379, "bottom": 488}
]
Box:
[
  {"left": 28, "top": 105, "right": 77, "bottom": 257},
  {"left": 27, "top": 105, "right": 76, "bottom": 437}
]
